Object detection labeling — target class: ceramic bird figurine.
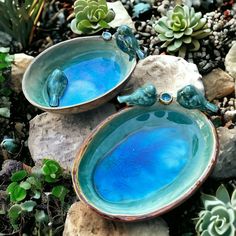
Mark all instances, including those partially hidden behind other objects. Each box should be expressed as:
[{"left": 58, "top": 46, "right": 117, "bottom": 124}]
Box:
[
  {"left": 115, "top": 25, "right": 145, "bottom": 61},
  {"left": 1, "top": 137, "right": 20, "bottom": 155},
  {"left": 46, "top": 69, "right": 68, "bottom": 107},
  {"left": 117, "top": 84, "right": 157, "bottom": 106},
  {"left": 177, "top": 85, "right": 219, "bottom": 113}
]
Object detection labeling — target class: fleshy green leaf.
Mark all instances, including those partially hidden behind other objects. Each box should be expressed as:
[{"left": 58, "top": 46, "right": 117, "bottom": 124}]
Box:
[
  {"left": 11, "top": 170, "right": 28, "bottom": 182},
  {"left": 11, "top": 185, "right": 27, "bottom": 202},
  {"left": 7, "top": 182, "right": 18, "bottom": 194},
  {"left": 8, "top": 204, "right": 22, "bottom": 220},
  {"left": 20, "top": 181, "right": 31, "bottom": 190},
  {"left": 21, "top": 200, "right": 37, "bottom": 212},
  {"left": 216, "top": 185, "right": 230, "bottom": 204},
  {"left": 35, "top": 210, "right": 49, "bottom": 223},
  {"left": 52, "top": 185, "right": 69, "bottom": 203}
]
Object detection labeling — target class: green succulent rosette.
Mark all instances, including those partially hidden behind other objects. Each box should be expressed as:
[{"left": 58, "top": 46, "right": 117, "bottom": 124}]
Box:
[
  {"left": 71, "top": 0, "right": 115, "bottom": 35},
  {"left": 154, "top": 5, "right": 211, "bottom": 57},
  {"left": 195, "top": 185, "right": 236, "bottom": 236}
]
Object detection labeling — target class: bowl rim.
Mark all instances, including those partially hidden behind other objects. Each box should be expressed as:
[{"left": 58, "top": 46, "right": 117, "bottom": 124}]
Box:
[
  {"left": 72, "top": 104, "right": 219, "bottom": 222},
  {"left": 22, "top": 36, "right": 137, "bottom": 111}
]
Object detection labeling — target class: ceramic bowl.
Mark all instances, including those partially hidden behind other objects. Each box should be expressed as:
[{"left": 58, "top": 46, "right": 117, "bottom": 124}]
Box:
[
  {"left": 22, "top": 36, "right": 136, "bottom": 114},
  {"left": 72, "top": 103, "right": 218, "bottom": 221}
]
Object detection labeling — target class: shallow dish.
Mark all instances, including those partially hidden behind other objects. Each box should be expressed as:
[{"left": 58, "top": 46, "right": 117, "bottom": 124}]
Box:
[
  {"left": 72, "top": 103, "right": 218, "bottom": 221},
  {"left": 22, "top": 36, "right": 136, "bottom": 114}
]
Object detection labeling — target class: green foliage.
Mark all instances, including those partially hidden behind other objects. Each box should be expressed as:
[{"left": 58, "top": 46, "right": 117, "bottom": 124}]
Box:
[
  {"left": 6, "top": 158, "right": 70, "bottom": 235},
  {"left": 52, "top": 185, "right": 69, "bottom": 203},
  {"left": 0, "top": 0, "right": 46, "bottom": 49},
  {"left": 195, "top": 185, "right": 236, "bottom": 236},
  {"left": 0, "top": 47, "right": 14, "bottom": 97},
  {"left": 42, "top": 159, "right": 62, "bottom": 183},
  {"left": 154, "top": 5, "right": 211, "bottom": 58},
  {"left": 71, "top": 0, "right": 115, "bottom": 35}
]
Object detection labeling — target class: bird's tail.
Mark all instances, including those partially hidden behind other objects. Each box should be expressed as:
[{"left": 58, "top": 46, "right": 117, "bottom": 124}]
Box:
[
  {"left": 49, "top": 95, "right": 59, "bottom": 107},
  {"left": 136, "top": 49, "right": 145, "bottom": 60}
]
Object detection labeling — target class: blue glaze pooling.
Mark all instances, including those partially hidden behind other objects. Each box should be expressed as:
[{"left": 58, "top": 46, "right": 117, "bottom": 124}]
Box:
[
  {"left": 93, "top": 110, "right": 201, "bottom": 203},
  {"left": 43, "top": 51, "right": 122, "bottom": 107}
]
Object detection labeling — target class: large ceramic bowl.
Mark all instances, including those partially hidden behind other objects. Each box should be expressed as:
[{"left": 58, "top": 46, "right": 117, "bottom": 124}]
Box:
[
  {"left": 22, "top": 36, "right": 136, "bottom": 114},
  {"left": 72, "top": 103, "right": 218, "bottom": 221}
]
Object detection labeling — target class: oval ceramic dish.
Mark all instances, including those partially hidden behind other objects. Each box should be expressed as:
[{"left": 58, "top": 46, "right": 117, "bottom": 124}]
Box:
[
  {"left": 72, "top": 103, "right": 218, "bottom": 221},
  {"left": 22, "top": 36, "right": 136, "bottom": 114}
]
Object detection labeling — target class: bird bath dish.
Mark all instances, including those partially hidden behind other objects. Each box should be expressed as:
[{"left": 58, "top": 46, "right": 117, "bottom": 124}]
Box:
[
  {"left": 72, "top": 102, "right": 218, "bottom": 221},
  {"left": 22, "top": 36, "right": 136, "bottom": 114}
]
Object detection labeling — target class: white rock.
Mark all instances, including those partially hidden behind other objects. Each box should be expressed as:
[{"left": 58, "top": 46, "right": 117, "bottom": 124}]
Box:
[
  {"left": 11, "top": 53, "right": 34, "bottom": 93},
  {"left": 202, "top": 68, "right": 235, "bottom": 101},
  {"left": 123, "top": 55, "right": 204, "bottom": 97},
  {"left": 225, "top": 42, "right": 236, "bottom": 80},
  {"left": 63, "top": 202, "right": 169, "bottom": 236},
  {"left": 108, "top": 1, "right": 135, "bottom": 29},
  {"left": 211, "top": 127, "right": 236, "bottom": 179},
  {"left": 28, "top": 104, "right": 116, "bottom": 171}
]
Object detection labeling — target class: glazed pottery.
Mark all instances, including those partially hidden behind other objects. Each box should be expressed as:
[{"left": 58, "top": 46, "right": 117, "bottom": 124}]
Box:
[
  {"left": 72, "top": 102, "right": 218, "bottom": 221},
  {"left": 22, "top": 36, "right": 136, "bottom": 114}
]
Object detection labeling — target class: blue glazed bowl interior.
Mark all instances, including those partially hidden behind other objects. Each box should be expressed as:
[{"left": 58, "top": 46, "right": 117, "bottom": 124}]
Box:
[
  {"left": 76, "top": 103, "right": 217, "bottom": 218},
  {"left": 23, "top": 37, "right": 135, "bottom": 108}
]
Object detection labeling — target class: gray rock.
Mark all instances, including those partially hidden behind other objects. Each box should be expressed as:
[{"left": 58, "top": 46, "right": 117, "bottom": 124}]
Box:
[
  {"left": 63, "top": 202, "right": 169, "bottom": 236},
  {"left": 225, "top": 42, "right": 236, "bottom": 80},
  {"left": 202, "top": 68, "right": 235, "bottom": 101},
  {"left": 123, "top": 55, "right": 204, "bottom": 97},
  {"left": 211, "top": 127, "right": 236, "bottom": 179},
  {"left": 10, "top": 53, "right": 34, "bottom": 93},
  {"left": 28, "top": 104, "right": 116, "bottom": 171},
  {"left": 107, "top": 1, "right": 135, "bottom": 29}
]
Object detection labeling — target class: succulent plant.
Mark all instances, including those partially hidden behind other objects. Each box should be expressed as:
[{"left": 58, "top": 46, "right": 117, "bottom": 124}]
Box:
[
  {"left": 195, "top": 184, "right": 236, "bottom": 236},
  {"left": 154, "top": 5, "right": 211, "bottom": 57},
  {"left": 71, "top": 0, "right": 115, "bottom": 35}
]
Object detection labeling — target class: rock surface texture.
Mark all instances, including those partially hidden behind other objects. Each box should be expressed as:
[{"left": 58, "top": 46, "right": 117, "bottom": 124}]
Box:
[
  {"left": 225, "top": 42, "right": 236, "bottom": 80},
  {"left": 202, "top": 68, "right": 235, "bottom": 101},
  {"left": 211, "top": 127, "right": 236, "bottom": 179},
  {"left": 11, "top": 53, "right": 34, "bottom": 93},
  {"left": 28, "top": 104, "right": 116, "bottom": 171},
  {"left": 108, "top": 1, "right": 134, "bottom": 29},
  {"left": 63, "top": 202, "right": 169, "bottom": 236},
  {"left": 123, "top": 55, "right": 204, "bottom": 97}
]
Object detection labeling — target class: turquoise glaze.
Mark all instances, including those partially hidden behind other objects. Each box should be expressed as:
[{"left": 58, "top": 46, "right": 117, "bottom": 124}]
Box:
[
  {"left": 22, "top": 36, "right": 136, "bottom": 113},
  {"left": 75, "top": 103, "right": 217, "bottom": 219},
  {"left": 43, "top": 52, "right": 122, "bottom": 106}
]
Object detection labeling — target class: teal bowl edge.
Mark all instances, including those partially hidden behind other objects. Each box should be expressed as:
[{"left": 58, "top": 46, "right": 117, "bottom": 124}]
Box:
[
  {"left": 22, "top": 36, "right": 137, "bottom": 114},
  {"left": 72, "top": 103, "right": 219, "bottom": 222}
]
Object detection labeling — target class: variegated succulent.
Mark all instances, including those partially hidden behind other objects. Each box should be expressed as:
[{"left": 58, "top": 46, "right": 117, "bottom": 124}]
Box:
[
  {"left": 195, "top": 185, "right": 236, "bottom": 236},
  {"left": 71, "top": 0, "right": 115, "bottom": 35},
  {"left": 154, "top": 5, "right": 211, "bottom": 57}
]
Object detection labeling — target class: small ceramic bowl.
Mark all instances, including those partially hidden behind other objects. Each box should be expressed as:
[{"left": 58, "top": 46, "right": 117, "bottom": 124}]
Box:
[
  {"left": 22, "top": 36, "right": 136, "bottom": 114},
  {"left": 72, "top": 103, "right": 218, "bottom": 221}
]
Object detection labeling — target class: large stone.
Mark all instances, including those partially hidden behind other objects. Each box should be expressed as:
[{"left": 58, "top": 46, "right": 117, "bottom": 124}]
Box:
[
  {"left": 211, "top": 127, "right": 236, "bottom": 179},
  {"left": 123, "top": 55, "right": 204, "bottom": 97},
  {"left": 10, "top": 53, "right": 34, "bottom": 93},
  {"left": 202, "top": 68, "right": 235, "bottom": 101},
  {"left": 225, "top": 42, "right": 236, "bottom": 80},
  {"left": 28, "top": 104, "right": 116, "bottom": 171},
  {"left": 108, "top": 1, "right": 134, "bottom": 29},
  {"left": 63, "top": 202, "right": 169, "bottom": 236}
]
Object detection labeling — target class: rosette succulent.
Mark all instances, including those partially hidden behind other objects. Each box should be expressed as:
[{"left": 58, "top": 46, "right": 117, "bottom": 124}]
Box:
[
  {"left": 71, "top": 0, "right": 115, "bottom": 35},
  {"left": 154, "top": 5, "right": 211, "bottom": 57},
  {"left": 195, "top": 185, "right": 236, "bottom": 236}
]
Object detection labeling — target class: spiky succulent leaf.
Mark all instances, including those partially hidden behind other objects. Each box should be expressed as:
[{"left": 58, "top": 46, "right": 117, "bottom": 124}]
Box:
[
  {"left": 71, "top": 0, "right": 115, "bottom": 35},
  {"left": 154, "top": 4, "right": 211, "bottom": 58},
  {"left": 195, "top": 185, "right": 236, "bottom": 236}
]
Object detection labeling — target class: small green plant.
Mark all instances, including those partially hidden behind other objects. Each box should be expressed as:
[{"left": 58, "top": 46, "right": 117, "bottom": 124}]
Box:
[
  {"left": 154, "top": 5, "right": 211, "bottom": 57},
  {"left": 71, "top": 0, "right": 115, "bottom": 35},
  {"left": 0, "top": 47, "right": 14, "bottom": 97},
  {"left": 5, "top": 159, "right": 70, "bottom": 235},
  {"left": 195, "top": 185, "right": 236, "bottom": 236},
  {"left": 0, "top": 0, "right": 46, "bottom": 49}
]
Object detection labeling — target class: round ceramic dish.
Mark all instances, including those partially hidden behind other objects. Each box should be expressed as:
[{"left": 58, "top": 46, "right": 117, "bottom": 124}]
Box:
[
  {"left": 22, "top": 36, "right": 136, "bottom": 114},
  {"left": 72, "top": 103, "right": 218, "bottom": 221}
]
